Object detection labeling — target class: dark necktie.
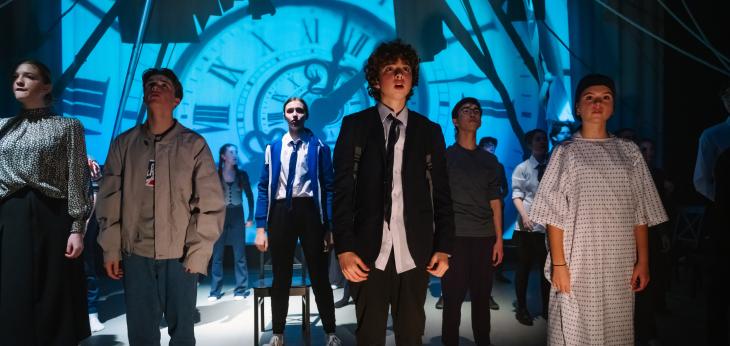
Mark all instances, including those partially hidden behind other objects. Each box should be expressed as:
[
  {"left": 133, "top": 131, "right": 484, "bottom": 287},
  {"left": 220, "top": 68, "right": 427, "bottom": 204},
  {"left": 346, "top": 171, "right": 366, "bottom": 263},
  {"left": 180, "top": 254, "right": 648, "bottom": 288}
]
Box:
[
  {"left": 384, "top": 114, "right": 401, "bottom": 225},
  {"left": 537, "top": 162, "right": 547, "bottom": 182},
  {"left": 285, "top": 140, "right": 302, "bottom": 210}
]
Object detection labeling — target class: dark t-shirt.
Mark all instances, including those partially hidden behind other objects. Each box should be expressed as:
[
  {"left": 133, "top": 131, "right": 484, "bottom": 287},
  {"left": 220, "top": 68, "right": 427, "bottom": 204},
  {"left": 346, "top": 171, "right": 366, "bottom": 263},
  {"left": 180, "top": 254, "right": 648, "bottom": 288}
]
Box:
[
  {"left": 446, "top": 144, "right": 501, "bottom": 237},
  {"left": 134, "top": 156, "right": 155, "bottom": 257}
]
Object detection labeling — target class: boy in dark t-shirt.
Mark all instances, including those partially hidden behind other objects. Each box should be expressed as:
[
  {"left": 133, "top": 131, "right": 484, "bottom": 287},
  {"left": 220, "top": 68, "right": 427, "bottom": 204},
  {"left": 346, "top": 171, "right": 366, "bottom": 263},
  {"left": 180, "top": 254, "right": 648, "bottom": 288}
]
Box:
[{"left": 441, "top": 97, "right": 504, "bottom": 346}]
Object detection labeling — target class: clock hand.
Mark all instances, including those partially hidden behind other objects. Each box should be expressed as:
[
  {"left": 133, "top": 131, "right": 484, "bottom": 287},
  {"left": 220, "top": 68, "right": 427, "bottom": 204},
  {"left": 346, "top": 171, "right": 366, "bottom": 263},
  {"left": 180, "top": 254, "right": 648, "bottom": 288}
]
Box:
[
  {"left": 309, "top": 71, "right": 365, "bottom": 126},
  {"left": 321, "top": 13, "right": 349, "bottom": 94},
  {"left": 304, "top": 62, "right": 325, "bottom": 93},
  {"left": 429, "top": 73, "right": 485, "bottom": 84}
]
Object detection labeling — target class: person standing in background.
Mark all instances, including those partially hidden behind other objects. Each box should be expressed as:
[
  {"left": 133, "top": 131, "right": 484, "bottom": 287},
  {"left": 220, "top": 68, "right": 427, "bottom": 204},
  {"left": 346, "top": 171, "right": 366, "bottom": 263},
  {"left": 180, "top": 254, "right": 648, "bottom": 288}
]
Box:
[
  {"left": 482, "top": 136, "right": 510, "bottom": 311},
  {"left": 441, "top": 97, "right": 503, "bottom": 345},
  {"left": 548, "top": 121, "right": 573, "bottom": 149},
  {"left": 511, "top": 129, "right": 550, "bottom": 326},
  {"left": 84, "top": 157, "right": 106, "bottom": 333},
  {"left": 693, "top": 80, "right": 730, "bottom": 345},
  {"left": 208, "top": 143, "right": 255, "bottom": 302},
  {"left": 634, "top": 138, "right": 673, "bottom": 345}
]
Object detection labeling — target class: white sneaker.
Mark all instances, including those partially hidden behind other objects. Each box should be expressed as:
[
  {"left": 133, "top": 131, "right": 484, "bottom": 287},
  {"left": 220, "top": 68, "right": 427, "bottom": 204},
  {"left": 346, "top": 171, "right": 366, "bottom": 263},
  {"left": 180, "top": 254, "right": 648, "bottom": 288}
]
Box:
[
  {"left": 233, "top": 295, "right": 244, "bottom": 301},
  {"left": 265, "top": 334, "right": 284, "bottom": 346},
  {"left": 325, "top": 334, "right": 342, "bottom": 346},
  {"left": 207, "top": 295, "right": 220, "bottom": 302},
  {"left": 89, "top": 313, "right": 105, "bottom": 333}
]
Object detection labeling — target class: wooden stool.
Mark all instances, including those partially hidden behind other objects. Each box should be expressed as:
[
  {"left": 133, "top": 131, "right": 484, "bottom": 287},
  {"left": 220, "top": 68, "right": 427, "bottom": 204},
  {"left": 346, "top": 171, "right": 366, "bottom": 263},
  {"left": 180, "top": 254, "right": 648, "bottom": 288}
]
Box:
[{"left": 253, "top": 283, "right": 310, "bottom": 345}]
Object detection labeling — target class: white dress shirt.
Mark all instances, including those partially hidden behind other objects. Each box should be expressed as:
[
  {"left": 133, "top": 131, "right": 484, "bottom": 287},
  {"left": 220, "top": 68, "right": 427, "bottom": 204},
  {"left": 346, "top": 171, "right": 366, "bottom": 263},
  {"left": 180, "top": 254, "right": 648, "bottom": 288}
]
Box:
[
  {"left": 374, "top": 103, "right": 417, "bottom": 274},
  {"left": 511, "top": 155, "right": 546, "bottom": 233},
  {"left": 275, "top": 132, "right": 313, "bottom": 200}
]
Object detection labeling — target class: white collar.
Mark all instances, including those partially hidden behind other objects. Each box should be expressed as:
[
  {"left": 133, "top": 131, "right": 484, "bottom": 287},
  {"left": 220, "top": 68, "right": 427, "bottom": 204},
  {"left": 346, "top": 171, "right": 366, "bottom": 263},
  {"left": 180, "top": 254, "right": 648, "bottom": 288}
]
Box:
[{"left": 377, "top": 102, "right": 409, "bottom": 127}]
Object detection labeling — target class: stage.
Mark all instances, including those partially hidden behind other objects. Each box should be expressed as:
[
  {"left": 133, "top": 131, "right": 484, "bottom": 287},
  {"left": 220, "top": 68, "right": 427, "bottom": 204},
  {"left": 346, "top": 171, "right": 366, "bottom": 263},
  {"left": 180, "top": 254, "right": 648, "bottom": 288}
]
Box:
[
  {"left": 77, "top": 257, "right": 708, "bottom": 346},
  {"left": 80, "top": 265, "right": 550, "bottom": 346}
]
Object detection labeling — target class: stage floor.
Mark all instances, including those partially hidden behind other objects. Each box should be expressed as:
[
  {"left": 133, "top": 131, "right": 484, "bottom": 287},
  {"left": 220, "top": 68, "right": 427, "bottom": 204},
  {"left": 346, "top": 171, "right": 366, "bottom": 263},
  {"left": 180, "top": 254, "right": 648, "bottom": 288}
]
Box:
[
  {"left": 79, "top": 264, "right": 710, "bottom": 346},
  {"left": 80, "top": 268, "right": 549, "bottom": 346}
]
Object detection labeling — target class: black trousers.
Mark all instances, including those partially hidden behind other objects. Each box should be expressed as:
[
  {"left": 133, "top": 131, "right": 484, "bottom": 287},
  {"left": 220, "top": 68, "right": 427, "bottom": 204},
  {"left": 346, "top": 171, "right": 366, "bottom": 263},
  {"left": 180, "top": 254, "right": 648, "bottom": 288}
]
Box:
[
  {"left": 0, "top": 188, "right": 89, "bottom": 346},
  {"left": 441, "top": 236, "right": 495, "bottom": 346},
  {"left": 84, "top": 209, "right": 101, "bottom": 314},
  {"left": 514, "top": 231, "right": 550, "bottom": 315},
  {"left": 269, "top": 198, "right": 335, "bottom": 334},
  {"left": 210, "top": 205, "right": 249, "bottom": 297},
  {"left": 350, "top": 253, "right": 429, "bottom": 345}
]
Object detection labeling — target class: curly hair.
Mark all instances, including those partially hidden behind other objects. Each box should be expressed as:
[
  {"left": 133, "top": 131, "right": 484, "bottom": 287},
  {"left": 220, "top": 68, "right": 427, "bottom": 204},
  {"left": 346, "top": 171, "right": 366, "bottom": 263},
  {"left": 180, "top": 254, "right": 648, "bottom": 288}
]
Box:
[{"left": 364, "top": 39, "right": 420, "bottom": 102}]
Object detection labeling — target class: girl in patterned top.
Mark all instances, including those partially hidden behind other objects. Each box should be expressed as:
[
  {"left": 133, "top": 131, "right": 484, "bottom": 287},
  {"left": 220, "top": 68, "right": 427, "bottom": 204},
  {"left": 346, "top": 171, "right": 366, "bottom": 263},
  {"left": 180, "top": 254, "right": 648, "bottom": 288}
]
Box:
[
  {"left": 0, "top": 60, "right": 91, "bottom": 344},
  {"left": 530, "top": 74, "right": 668, "bottom": 345}
]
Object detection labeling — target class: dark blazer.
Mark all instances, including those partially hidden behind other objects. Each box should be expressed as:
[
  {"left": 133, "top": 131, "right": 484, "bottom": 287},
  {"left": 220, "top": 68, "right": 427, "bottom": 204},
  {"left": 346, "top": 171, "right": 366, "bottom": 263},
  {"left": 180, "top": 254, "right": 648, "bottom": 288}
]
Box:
[{"left": 332, "top": 106, "right": 454, "bottom": 267}]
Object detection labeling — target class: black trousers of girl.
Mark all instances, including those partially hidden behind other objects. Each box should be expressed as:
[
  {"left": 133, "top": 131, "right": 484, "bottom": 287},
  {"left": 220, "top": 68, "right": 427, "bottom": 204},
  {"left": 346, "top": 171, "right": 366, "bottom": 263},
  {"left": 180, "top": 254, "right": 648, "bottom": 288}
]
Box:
[
  {"left": 269, "top": 197, "right": 336, "bottom": 334},
  {"left": 209, "top": 205, "right": 249, "bottom": 298},
  {"left": 0, "top": 188, "right": 90, "bottom": 345}
]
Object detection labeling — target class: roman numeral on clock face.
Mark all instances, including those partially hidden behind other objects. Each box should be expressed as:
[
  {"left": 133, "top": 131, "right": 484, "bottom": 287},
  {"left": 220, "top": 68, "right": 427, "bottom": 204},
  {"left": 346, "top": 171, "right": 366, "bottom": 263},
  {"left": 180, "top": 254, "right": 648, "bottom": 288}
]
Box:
[
  {"left": 62, "top": 77, "right": 110, "bottom": 123},
  {"left": 192, "top": 104, "right": 230, "bottom": 133}
]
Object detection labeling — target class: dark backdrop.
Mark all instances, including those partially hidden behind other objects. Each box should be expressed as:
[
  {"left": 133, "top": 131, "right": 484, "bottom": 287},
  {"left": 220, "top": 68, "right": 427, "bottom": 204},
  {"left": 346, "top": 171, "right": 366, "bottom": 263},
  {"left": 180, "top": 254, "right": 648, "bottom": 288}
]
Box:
[{"left": 663, "top": 0, "right": 729, "bottom": 206}]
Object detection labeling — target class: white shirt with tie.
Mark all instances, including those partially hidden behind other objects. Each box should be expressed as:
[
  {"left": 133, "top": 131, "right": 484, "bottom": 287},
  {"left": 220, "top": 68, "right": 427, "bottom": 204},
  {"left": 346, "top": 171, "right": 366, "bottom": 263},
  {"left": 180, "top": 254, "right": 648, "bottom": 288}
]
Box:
[
  {"left": 511, "top": 155, "right": 547, "bottom": 233},
  {"left": 375, "top": 103, "right": 417, "bottom": 274},
  {"left": 275, "top": 132, "right": 313, "bottom": 200}
]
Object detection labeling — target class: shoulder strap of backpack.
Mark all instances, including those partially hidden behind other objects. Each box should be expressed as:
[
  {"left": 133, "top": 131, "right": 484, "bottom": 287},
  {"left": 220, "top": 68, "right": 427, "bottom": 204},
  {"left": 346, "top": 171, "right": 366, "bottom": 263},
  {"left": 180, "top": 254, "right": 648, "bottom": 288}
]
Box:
[
  {"left": 425, "top": 122, "right": 435, "bottom": 208},
  {"left": 352, "top": 115, "right": 371, "bottom": 186}
]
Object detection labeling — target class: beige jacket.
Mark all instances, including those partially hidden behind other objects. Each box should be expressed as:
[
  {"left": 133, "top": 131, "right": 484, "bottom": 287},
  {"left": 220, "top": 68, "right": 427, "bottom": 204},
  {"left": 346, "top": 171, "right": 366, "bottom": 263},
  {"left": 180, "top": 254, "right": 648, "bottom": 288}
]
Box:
[{"left": 96, "top": 122, "right": 225, "bottom": 274}]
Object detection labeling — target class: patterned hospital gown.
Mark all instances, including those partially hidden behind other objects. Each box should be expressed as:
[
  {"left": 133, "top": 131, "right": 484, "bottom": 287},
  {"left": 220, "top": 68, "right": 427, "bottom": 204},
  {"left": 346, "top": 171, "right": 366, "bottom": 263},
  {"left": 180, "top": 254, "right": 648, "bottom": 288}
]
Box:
[{"left": 530, "top": 133, "right": 668, "bottom": 345}]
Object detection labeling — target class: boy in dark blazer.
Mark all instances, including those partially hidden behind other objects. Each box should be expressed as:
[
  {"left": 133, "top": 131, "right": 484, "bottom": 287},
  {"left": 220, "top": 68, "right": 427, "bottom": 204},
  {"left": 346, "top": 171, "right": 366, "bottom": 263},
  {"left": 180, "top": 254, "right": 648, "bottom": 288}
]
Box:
[{"left": 333, "top": 40, "right": 455, "bottom": 345}]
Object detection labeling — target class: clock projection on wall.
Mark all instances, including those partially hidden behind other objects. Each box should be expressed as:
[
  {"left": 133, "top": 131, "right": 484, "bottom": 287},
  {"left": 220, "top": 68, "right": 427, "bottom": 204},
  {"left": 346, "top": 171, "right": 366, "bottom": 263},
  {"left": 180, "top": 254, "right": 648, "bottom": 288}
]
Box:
[
  {"left": 58, "top": 0, "right": 572, "bottom": 235},
  {"left": 173, "top": 1, "right": 407, "bottom": 168}
]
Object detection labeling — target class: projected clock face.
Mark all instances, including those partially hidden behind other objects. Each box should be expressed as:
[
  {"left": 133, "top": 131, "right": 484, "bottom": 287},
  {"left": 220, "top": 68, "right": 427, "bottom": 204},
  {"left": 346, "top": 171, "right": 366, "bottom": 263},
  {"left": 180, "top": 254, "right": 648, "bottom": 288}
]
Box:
[
  {"left": 173, "top": 2, "right": 431, "bottom": 168},
  {"left": 62, "top": 0, "right": 535, "bottom": 166}
]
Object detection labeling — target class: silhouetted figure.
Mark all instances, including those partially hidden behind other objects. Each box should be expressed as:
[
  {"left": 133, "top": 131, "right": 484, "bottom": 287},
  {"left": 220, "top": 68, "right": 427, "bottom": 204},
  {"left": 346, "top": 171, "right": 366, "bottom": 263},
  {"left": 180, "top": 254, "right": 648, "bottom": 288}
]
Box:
[
  {"left": 695, "top": 81, "right": 730, "bottom": 345},
  {"left": 634, "top": 138, "right": 674, "bottom": 345}
]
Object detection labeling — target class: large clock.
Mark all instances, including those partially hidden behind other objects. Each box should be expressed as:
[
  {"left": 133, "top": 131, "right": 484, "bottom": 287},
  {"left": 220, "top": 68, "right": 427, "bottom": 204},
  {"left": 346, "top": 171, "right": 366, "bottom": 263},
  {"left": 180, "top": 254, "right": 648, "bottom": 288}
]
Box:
[
  {"left": 58, "top": 0, "right": 538, "bottom": 170},
  {"left": 53, "top": 0, "right": 568, "bottom": 240},
  {"left": 56, "top": 0, "right": 176, "bottom": 160},
  {"left": 173, "top": 1, "right": 433, "bottom": 171}
]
